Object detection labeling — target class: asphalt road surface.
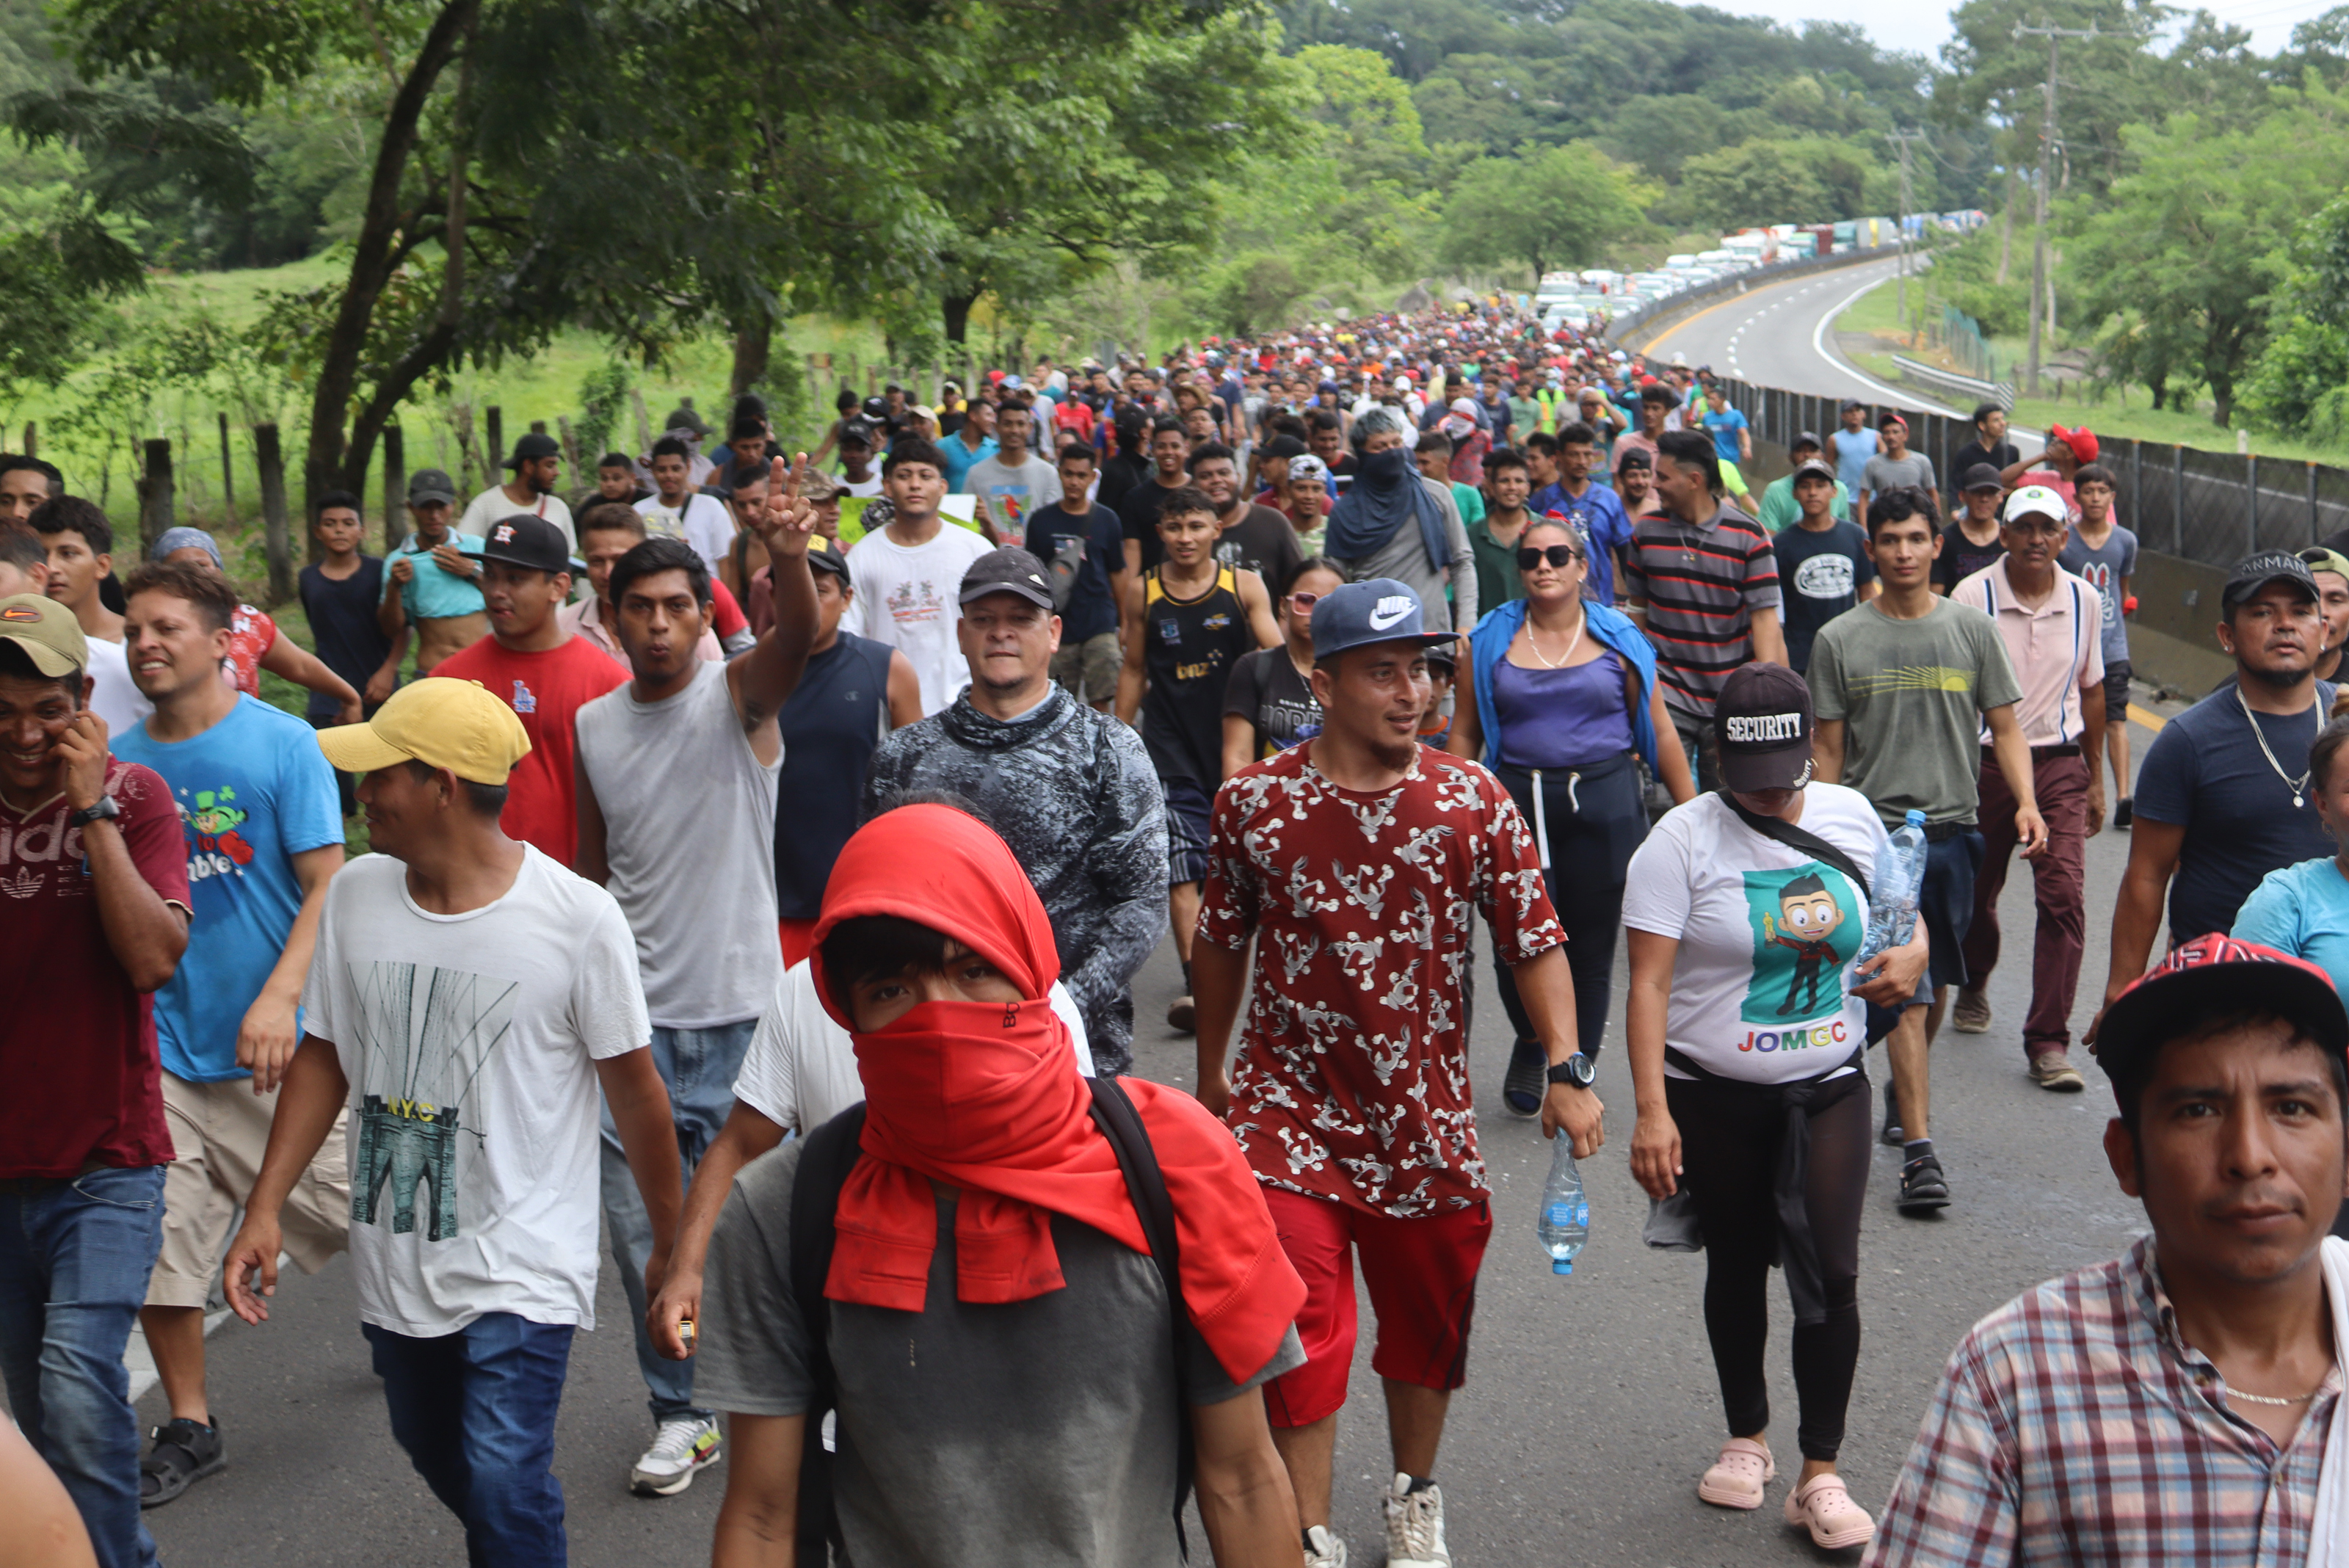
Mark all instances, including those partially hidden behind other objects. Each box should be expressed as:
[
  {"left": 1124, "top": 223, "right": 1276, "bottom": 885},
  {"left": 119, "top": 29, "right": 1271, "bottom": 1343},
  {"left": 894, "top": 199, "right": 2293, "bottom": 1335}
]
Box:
[{"left": 126, "top": 700, "right": 2182, "bottom": 1567}]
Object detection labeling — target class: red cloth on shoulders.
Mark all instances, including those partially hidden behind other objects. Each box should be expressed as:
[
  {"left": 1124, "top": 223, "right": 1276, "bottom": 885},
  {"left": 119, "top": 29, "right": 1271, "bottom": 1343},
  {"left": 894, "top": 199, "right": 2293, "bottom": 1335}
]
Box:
[{"left": 810, "top": 804, "right": 1305, "bottom": 1382}]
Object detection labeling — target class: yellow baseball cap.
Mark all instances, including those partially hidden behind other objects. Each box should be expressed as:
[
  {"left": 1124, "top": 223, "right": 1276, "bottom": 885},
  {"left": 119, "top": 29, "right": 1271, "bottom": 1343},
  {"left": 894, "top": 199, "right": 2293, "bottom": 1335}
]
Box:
[
  {"left": 315, "top": 678, "right": 530, "bottom": 785},
  {"left": 0, "top": 592, "right": 87, "bottom": 677}
]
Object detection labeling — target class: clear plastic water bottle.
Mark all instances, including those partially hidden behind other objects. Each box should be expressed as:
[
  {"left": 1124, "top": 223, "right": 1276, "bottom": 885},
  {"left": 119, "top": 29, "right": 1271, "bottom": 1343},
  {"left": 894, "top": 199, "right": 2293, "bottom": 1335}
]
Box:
[
  {"left": 1539, "top": 1134, "right": 1589, "bottom": 1277},
  {"left": 1856, "top": 809, "right": 1929, "bottom": 965}
]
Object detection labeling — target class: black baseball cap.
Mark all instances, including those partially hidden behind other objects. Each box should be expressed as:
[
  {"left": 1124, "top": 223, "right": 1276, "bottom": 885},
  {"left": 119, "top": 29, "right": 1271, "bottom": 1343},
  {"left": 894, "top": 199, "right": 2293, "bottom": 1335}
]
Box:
[
  {"left": 1791, "top": 460, "right": 1837, "bottom": 485},
  {"left": 1616, "top": 449, "right": 1652, "bottom": 471},
  {"left": 839, "top": 419, "right": 876, "bottom": 448},
  {"left": 2095, "top": 933, "right": 2348, "bottom": 1081},
  {"left": 1790, "top": 430, "right": 1824, "bottom": 454},
  {"left": 475, "top": 513, "right": 573, "bottom": 576},
  {"left": 2223, "top": 548, "right": 2320, "bottom": 611},
  {"left": 1713, "top": 662, "right": 1815, "bottom": 794},
  {"left": 504, "top": 432, "right": 560, "bottom": 468},
  {"left": 1310, "top": 578, "right": 1456, "bottom": 660},
  {"left": 807, "top": 538, "right": 850, "bottom": 581},
  {"left": 959, "top": 546, "right": 1054, "bottom": 611},
  {"left": 1960, "top": 463, "right": 2005, "bottom": 493}
]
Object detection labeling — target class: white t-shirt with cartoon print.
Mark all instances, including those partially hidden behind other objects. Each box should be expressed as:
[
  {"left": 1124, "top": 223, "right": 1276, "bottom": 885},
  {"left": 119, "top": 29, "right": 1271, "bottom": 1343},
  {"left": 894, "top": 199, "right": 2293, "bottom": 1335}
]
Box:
[{"left": 1621, "top": 785, "right": 1891, "bottom": 1084}]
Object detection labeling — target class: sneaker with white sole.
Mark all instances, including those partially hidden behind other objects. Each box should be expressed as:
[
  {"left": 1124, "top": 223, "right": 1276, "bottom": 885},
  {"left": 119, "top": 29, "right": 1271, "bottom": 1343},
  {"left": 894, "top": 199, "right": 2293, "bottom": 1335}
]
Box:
[
  {"left": 1383, "top": 1471, "right": 1451, "bottom": 1568},
  {"left": 1303, "top": 1522, "right": 1349, "bottom": 1568},
  {"left": 2030, "top": 1050, "right": 2087, "bottom": 1091},
  {"left": 631, "top": 1415, "right": 722, "bottom": 1496}
]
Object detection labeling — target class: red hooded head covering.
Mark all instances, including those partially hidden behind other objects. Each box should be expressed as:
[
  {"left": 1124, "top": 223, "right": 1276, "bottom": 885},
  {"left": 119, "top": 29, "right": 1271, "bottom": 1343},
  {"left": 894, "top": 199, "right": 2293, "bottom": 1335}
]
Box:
[{"left": 810, "top": 804, "right": 1304, "bottom": 1382}]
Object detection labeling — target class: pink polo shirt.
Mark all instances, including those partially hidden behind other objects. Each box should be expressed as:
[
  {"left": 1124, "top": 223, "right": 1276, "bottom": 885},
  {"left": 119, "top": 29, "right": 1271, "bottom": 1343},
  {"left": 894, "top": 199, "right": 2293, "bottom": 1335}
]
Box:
[{"left": 1951, "top": 555, "right": 2104, "bottom": 749}]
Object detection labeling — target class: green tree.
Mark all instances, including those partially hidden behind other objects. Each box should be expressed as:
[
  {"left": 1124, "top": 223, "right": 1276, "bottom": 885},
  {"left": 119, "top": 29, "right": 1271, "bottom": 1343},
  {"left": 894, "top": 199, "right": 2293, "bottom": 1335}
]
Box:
[
  {"left": 2243, "top": 192, "right": 2349, "bottom": 439},
  {"left": 2066, "top": 88, "right": 2349, "bottom": 426},
  {"left": 1438, "top": 142, "right": 1647, "bottom": 286}
]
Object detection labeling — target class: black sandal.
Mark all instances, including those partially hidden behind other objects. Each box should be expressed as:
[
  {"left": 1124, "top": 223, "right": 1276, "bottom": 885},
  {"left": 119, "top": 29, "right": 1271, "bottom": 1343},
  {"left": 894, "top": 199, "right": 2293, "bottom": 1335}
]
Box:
[{"left": 139, "top": 1417, "right": 225, "bottom": 1508}]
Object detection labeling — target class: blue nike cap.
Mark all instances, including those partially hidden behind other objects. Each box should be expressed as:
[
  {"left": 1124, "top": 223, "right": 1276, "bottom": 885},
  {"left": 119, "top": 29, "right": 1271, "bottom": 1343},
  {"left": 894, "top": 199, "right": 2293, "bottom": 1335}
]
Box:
[{"left": 1309, "top": 578, "right": 1457, "bottom": 661}]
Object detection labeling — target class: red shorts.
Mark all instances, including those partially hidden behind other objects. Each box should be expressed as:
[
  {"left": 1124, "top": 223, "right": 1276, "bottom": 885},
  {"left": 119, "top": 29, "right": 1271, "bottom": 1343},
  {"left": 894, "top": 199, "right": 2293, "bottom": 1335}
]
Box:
[
  {"left": 1259, "top": 1187, "right": 1492, "bottom": 1429},
  {"left": 779, "top": 918, "right": 819, "bottom": 968}
]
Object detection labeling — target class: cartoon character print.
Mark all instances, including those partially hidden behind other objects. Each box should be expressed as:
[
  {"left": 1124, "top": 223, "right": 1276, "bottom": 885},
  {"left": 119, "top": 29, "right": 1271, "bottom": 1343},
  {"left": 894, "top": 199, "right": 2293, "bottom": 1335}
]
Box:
[
  {"left": 179, "top": 785, "right": 255, "bottom": 881},
  {"left": 1737, "top": 861, "right": 1863, "bottom": 1028}
]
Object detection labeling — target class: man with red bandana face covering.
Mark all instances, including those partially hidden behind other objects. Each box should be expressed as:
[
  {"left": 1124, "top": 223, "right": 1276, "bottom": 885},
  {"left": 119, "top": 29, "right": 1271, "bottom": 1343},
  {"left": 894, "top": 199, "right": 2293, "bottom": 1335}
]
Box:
[{"left": 694, "top": 803, "right": 1310, "bottom": 1568}]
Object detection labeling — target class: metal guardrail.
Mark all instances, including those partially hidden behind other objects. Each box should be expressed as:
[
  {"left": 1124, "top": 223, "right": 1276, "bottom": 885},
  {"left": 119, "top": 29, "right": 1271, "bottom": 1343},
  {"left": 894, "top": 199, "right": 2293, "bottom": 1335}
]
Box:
[{"left": 1889, "top": 355, "right": 2014, "bottom": 412}]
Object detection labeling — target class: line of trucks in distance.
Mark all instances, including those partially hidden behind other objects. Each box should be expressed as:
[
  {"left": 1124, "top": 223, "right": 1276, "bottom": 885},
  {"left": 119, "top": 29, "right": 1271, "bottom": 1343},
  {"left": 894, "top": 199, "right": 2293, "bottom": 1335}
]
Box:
[{"left": 1532, "top": 211, "right": 1989, "bottom": 329}]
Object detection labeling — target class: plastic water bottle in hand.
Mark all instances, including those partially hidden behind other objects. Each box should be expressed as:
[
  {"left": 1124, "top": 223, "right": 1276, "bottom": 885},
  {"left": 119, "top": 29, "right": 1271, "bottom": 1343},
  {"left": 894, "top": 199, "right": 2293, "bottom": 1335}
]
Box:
[
  {"left": 1539, "top": 1133, "right": 1590, "bottom": 1277},
  {"left": 1856, "top": 809, "right": 1928, "bottom": 965}
]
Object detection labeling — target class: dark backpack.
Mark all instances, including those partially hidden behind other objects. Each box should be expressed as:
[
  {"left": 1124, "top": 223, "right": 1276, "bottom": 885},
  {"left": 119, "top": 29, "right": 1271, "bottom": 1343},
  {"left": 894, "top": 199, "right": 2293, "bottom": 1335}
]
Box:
[{"left": 787, "top": 1078, "right": 1193, "bottom": 1564}]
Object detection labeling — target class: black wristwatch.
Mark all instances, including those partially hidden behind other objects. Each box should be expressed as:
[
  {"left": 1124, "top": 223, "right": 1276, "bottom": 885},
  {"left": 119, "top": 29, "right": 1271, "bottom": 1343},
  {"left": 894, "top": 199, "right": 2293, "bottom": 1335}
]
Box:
[
  {"left": 68, "top": 795, "right": 120, "bottom": 829},
  {"left": 1547, "top": 1053, "right": 1596, "bottom": 1089}
]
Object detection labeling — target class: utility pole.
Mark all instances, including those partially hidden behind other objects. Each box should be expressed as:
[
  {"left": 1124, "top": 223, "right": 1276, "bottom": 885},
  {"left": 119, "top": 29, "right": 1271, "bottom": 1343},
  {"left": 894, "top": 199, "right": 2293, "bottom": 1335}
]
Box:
[
  {"left": 1887, "top": 128, "right": 1928, "bottom": 329},
  {"left": 2014, "top": 21, "right": 2096, "bottom": 397}
]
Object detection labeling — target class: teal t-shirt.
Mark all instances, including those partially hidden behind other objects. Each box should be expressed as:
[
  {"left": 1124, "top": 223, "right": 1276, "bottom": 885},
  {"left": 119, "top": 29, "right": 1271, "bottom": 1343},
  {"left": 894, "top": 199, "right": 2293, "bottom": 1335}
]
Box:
[
  {"left": 2233, "top": 857, "right": 2349, "bottom": 1001},
  {"left": 382, "top": 530, "right": 487, "bottom": 621},
  {"left": 112, "top": 697, "right": 345, "bottom": 1081}
]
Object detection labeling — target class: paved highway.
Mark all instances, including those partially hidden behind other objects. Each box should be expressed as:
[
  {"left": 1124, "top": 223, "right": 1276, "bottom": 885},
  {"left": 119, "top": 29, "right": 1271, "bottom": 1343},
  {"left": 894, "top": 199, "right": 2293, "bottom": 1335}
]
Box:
[{"left": 134, "top": 699, "right": 2185, "bottom": 1565}]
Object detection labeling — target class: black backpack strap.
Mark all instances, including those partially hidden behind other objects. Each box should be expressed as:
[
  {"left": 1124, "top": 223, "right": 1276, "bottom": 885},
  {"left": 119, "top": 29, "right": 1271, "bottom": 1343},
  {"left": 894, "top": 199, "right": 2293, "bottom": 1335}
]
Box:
[
  {"left": 788, "top": 1104, "right": 868, "bottom": 1567},
  {"left": 1716, "top": 788, "right": 1870, "bottom": 903},
  {"left": 1087, "top": 1077, "right": 1196, "bottom": 1558}
]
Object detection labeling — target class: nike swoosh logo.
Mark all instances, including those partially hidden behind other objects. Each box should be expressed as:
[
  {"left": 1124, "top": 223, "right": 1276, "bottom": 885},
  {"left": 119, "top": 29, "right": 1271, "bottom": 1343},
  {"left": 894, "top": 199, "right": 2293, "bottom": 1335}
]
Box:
[{"left": 1368, "top": 606, "right": 1409, "bottom": 631}]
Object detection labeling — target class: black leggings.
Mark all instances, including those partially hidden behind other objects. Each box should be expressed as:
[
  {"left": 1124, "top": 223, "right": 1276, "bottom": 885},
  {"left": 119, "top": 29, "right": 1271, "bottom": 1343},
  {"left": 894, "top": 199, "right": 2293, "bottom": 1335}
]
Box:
[
  {"left": 1493, "top": 755, "right": 1646, "bottom": 1064},
  {"left": 1664, "top": 1071, "right": 1869, "bottom": 1462}
]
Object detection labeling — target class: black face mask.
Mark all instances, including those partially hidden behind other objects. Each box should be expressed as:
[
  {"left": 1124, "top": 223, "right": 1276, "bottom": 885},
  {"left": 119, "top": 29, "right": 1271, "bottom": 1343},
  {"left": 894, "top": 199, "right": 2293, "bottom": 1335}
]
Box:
[{"left": 1362, "top": 446, "right": 1413, "bottom": 484}]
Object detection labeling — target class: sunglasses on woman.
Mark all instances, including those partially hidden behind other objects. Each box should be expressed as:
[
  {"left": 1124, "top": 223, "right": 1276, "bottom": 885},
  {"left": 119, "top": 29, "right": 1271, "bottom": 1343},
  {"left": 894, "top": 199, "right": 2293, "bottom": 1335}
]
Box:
[
  {"left": 1288, "top": 591, "right": 1321, "bottom": 612},
  {"left": 1516, "top": 545, "right": 1580, "bottom": 570}
]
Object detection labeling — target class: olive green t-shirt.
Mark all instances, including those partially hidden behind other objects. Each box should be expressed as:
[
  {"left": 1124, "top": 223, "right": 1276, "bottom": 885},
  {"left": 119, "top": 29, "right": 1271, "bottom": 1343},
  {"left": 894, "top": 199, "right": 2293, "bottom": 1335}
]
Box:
[{"left": 1806, "top": 598, "right": 2023, "bottom": 828}]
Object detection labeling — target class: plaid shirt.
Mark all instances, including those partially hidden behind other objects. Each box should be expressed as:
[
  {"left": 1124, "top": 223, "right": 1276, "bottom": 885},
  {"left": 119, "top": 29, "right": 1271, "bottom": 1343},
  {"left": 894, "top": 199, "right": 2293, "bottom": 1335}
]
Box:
[{"left": 1867, "top": 1238, "right": 2342, "bottom": 1568}]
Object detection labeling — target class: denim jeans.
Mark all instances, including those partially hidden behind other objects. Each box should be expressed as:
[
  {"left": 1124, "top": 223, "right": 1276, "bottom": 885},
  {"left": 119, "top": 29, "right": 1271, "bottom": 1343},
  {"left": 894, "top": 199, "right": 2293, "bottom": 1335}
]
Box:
[
  {"left": 598, "top": 1018, "right": 755, "bottom": 1423},
  {"left": 366, "top": 1313, "right": 574, "bottom": 1567},
  {"left": 0, "top": 1164, "right": 166, "bottom": 1568},
  {"left": 1671, "top": 708, "right": 1722, "bottom": 795}
]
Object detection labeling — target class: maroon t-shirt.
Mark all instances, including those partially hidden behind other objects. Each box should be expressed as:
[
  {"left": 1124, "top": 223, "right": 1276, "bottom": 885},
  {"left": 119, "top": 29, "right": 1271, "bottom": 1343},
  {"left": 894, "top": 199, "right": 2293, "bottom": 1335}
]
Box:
[{"left": 0, "top": 758, "right": 189, "bottom": 1177}]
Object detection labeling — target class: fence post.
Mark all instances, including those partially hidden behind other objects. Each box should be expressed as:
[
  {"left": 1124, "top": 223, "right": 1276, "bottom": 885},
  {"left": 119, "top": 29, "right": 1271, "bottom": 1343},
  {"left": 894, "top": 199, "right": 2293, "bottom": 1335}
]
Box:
[
  {"left": 254, "top": 423, "right": 293, "bottom": 605},
  {"left": 2248, "top": 454, "right": 2259, "bottom": 556},
  {"left": 381, "top": 424, "right": 406, "bottom": 552},
  {"left": 557, "top": 416, "right": 579, "bottom": 477},
  {"left": 2314, "top": 462, "right": 2325, "bottom": 547},
  {"left": 2171, "top": 446, "right": 2185, "bottom": 556},
  {"left": 217, "top": 412, "right": 236, "bottom": 524},
  {"left": 2129, "top": 442, "right": 2142, "bottom": 536},
  {"left": 135, "top": 440, "right": 175, "bottom": 557},
  {"left": 21, "top": 421, "right": 33, "bottom": 458},
  {"left": 485, "top": 406, "right": 504, "bottom": 472}
]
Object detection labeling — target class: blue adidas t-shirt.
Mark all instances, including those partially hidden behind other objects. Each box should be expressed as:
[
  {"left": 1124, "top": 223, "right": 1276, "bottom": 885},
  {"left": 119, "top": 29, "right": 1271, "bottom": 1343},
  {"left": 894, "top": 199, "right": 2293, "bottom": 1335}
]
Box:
[{"left": 114, "top": 696, "right": 345, "bottom": 1081}]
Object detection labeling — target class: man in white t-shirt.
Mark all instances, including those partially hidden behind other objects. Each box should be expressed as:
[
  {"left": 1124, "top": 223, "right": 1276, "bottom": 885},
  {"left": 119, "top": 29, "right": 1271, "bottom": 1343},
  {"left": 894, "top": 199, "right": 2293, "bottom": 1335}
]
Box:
[
  {"left": 965, "top": 402, "right": 1062, "bottom": 544},
  {"left": 459, "top": 432, "right": 576, "bottom": 551},
  {"left": 574, "top": 462, "right": 820, "bottom": 1498},
  {"left": 846, "top": 438, "right": 994, "bottom": 715},
  {"left": 221, "top": 678, "right": 686, "bottom": 1567},
  {"left": 34, "top": 496, "right": 153, "bottom": 735},
  {"left": 636, "top": 435, "right": 735, "bottom": 576}
]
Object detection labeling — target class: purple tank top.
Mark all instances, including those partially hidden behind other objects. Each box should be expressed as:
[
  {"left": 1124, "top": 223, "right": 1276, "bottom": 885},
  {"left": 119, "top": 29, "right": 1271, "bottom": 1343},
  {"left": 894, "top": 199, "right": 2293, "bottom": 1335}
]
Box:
[{"left": 1492, "top": 649, "right": 1633, "bottom": 770}]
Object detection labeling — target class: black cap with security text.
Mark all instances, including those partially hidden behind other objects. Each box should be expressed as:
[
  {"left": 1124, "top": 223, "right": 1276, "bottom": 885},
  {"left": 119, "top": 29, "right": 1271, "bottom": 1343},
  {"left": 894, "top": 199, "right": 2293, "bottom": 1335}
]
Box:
[{"left": 1713, "top": 661, "right": 1815, "bottom": 794}]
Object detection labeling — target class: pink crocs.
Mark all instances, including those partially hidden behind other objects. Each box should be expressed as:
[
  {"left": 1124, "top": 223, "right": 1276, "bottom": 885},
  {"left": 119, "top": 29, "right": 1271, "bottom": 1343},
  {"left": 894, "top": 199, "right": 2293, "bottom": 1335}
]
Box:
[
  {"left": 1696, "top": 1437, "right": 1775, "bottom": 1509},
  {"left": 1784, "top": 1473, "right": 1875, "bottom": 1550}
]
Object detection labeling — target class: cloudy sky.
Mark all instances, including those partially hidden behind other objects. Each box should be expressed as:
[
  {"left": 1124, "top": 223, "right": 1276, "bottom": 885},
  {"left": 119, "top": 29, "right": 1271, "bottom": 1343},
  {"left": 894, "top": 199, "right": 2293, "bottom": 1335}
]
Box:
[{"left": 1682, "top": 0, "right": 2341, "bottom": 62}]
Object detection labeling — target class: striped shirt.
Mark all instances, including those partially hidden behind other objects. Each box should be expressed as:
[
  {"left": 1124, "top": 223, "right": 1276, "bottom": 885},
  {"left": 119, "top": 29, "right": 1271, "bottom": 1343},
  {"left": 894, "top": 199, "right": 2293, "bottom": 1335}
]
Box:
[
  {"left": 1950, "top": 556, "right": 2104, "bottom": 749},
  {"left": 1867, "top": 1238, "right": 2340, "bottom": 1568},
  {"left": 1622, "top": 502, "right": 1780, "bottom": 718}
]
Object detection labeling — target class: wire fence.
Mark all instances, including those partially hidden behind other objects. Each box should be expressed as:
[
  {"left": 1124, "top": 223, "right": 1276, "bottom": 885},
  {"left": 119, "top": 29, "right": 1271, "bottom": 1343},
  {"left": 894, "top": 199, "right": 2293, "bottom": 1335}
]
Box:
[
  {"left": 1709, "top": 378, "right": 2349, "bottom": 564},
  {"left": 1940, "top": 307, "right": 2000, "bottom": 386}
]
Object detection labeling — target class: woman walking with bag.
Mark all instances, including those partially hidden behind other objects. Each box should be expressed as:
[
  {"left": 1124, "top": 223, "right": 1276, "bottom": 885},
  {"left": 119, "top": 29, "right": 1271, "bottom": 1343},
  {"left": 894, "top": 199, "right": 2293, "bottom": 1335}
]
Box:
[
  {"left": 1451, "top": 516, "right": 1694, "bottom": 1114},
  {"left": 1621, "top": 664, "right": 1926, "bottom": 1552}
]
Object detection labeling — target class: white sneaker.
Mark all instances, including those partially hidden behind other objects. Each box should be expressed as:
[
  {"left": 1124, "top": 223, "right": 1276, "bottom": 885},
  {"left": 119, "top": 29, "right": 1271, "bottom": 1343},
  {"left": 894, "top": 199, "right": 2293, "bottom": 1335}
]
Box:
[
  {"left": 630, "top": 1415, "right": 722, "bottom": 1496},
  {"left": 1383, "top": 1471, "right": 1451, "bottom": 1567},
  {"left": 1304, "top": 1522, "right": 1349, "bottom": 1567}
]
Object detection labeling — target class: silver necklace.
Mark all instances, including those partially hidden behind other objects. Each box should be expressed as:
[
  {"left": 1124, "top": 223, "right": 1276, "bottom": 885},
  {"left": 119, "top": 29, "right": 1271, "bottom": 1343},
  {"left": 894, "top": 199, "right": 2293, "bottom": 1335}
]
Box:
[
  {"left": 1523, "top": 609, "right": 1586, "bottom": 669},
  {"left": 2237, "top": 686, "right": 2314, "bottom": 809},
  {"left": 2225, "top": 1380, "right": 2323, "bottom": 1407}
]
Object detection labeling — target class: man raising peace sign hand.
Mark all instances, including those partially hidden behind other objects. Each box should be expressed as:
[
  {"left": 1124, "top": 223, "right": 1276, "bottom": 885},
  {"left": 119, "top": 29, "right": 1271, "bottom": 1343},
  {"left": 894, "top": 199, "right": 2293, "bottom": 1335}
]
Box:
[{"left": 570, "top": 450, "right": 821, "bottom": 1498}]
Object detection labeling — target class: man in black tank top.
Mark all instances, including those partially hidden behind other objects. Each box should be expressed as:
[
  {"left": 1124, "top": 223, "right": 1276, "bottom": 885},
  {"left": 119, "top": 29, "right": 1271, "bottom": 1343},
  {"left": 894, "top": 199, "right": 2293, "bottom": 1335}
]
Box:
[
  {"left": 1116, "top": 485, "right": 1280, "bottom": 1031},
  {"left": 774, "top": 542, "right": 921, "bottom": 962}
]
